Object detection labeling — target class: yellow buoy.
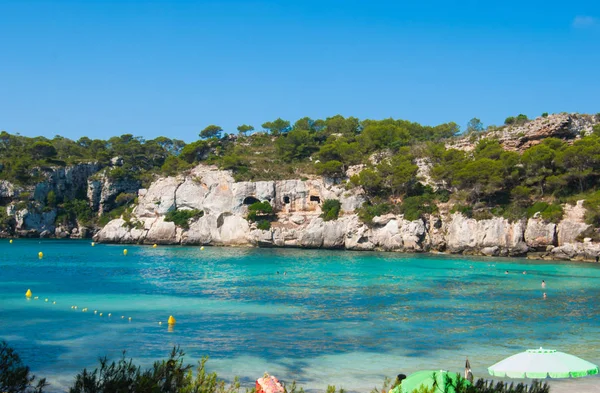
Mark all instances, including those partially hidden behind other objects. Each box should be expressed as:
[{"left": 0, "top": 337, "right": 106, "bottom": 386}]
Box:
[
  {"left": 99, "top": 313, "right": 103, "bottom": 316},
  {"left": 158, "top": 321, "right": 162, "bottom": 325},
  {"left": 108, "top": 313, "right": 111, "bottom": 317},
  {"left": 128, "top": 317, "right": 132, "bottom": 321},
  {"left": 123, "top": 249, "right": 128, "bottom": 256},
  {"left": 121, "top": 315, "right": 125, "bottom": 319},
  {"left": 34, "top": 296, "right": 38, "bottom": 300},
  {"left": 200, "top": 246, "right": 205, "bottom": 251},
  {"left": 168, "top": 315, "right": 176, "bottom": 325},
  {"left": 91, "top": 242, "right": 95, "bottom": 247},
  {"left": 9, "top": 239, "right": 13, "bottom": 244},
  {"left": 25, "top": 289, "right": 32, "bottom": 298},
  {"left": 44, "top": 298, "right": 48, "bottom": 302},
  {"left": 153, "top": 244, "right": 157, "bottom": 248},
  {"left": 94, "top": 310, "right": 97, "bottom": 314},
  {"left": 52, "top": 301, "right": 56, "bottom": 304},
  {"left": 38, "top": 252, "right": 43, "bottom": 259}
]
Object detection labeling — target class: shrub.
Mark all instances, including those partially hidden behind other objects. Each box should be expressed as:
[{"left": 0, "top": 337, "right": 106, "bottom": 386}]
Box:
[
  {"left": 46, "top": 190, "right": 57, "bottom": 207},
  {"left": 115, "top": 192, "right": 136, "bottom": 206},
  {"left": 0, "top": 209, "right": 15, "bottom": 231},
  {"left": 320, "top": 199, "right": 342, "bottom": 221},
  {"left": 526, "top": 201, "right": 549, "bottom": 217},
  {"left": 450, "top": 204, "right": 473, "bottom": 218},
  {"left": 542, "top": 112, "right": 549, "bottom": 118},
  {"left": 356, "top": 202, "right": 394, "bottom": 225},
  {"left": 0, "top": 341, "right": 47, "bottom": 393},
  {"left": 62, "top": 199, "right": 94, "bottom": 225},
  {"left": 315, "top": 160, "right": 345, "bottom": 178},
  {"left": 583, "top": 190, "right": 600, "bottom": 226},
  {"left": 256, "top": 220, "right": 271, "bottom": 230},
  {"left": 69, "top": 347, "right": 242, "bottom": 393},
  {"left": 164, "top": 209, "right": 204, "bottom": 229},
  {"left": 400, "top": 195, "right": 438, "bottom": 221},
  {"left": 526, "top": 202, "right": 563, "bottom": 223},
  {"left": 247, "top": 201, "right": 274, "bottom": 222}
]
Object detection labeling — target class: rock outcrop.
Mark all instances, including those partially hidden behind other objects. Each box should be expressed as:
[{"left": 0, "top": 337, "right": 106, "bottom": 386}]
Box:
[
  {"left": 447, "top": 113, "right": 598, "bottom": 153},
  {"left": 93, "top": 164, "right": 600, "bottom": 262}
]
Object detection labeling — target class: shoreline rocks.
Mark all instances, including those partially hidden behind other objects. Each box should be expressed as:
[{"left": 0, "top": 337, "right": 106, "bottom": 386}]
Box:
[{"left": 89, "top": 164, "right": 600, "bottom": 262}]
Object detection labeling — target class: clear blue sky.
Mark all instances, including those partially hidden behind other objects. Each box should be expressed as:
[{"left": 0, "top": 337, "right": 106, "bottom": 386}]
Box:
[{"left": 1, "top": 0, "right": 599, "bottom": 142}]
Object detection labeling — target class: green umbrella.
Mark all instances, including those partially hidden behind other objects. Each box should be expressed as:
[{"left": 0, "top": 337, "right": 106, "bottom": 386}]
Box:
[
  {"left": 488, "top": 348, "right": 599, "bottom": 379},
  {"left": 394, "top": 370, "right": 470, "bottom": 393}
]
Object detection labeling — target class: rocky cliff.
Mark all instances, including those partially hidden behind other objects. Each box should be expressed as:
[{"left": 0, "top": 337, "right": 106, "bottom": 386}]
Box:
[
  {"left": 447, "top": 113, "right": 598, "bottom": 153},
  {"left": 93, "top": 164, "right": 600, "bottom": 262},
  {"left": 1, "top": 162, "right": 139, "bottom": 238}
]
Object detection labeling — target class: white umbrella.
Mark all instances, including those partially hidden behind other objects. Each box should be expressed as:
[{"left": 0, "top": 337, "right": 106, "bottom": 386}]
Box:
[{"left": 488, "top": 348, "right": 599, "bottom": 379}]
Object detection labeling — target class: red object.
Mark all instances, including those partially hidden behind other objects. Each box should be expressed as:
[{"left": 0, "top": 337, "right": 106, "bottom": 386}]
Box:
[{"left": 256, "top": 375, "right": 284, "bottom": 393}]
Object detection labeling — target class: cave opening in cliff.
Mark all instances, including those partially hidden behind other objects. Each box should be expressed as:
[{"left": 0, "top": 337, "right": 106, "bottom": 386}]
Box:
[
  {"left": 243, "top": 196, "right": 260, "bottom": 205},
  {"left": 309, "top": 195, "right": 321, "bottom": 203},
  {"left": 283, "top": 196, "right": 290, "bottom": 204}
]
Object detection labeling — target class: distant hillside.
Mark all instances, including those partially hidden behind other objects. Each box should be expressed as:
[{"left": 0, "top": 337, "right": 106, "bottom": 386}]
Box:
[{"left": 1, "top": 112, "right": 600, "bottom": 253}]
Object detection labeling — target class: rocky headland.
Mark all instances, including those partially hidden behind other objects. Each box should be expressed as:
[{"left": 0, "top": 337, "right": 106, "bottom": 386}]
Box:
[{"left": 3, "top": 112, "right": 600, "bottom": 262}]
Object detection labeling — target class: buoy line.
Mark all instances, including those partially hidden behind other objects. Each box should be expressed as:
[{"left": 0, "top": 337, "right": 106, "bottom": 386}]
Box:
[{"left": 24, "top": 289, "right": 177, "bottom": 327}]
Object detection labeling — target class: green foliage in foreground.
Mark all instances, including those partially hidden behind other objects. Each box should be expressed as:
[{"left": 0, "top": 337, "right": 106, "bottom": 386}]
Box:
[
  {"left": 0, "top": 341, "right": 47, "bottom": 393},
  {"left": 1, "top": 343, "right": 552, "bottom": 393},
  {"left": 320, "top": 199, "right": 342, "bottom": 221},
  {"left": 164, "top": 209, "right": 204, "bottom": 229},
  {"left": 70, "top": 347, "right": 241, "bottom": 393}
]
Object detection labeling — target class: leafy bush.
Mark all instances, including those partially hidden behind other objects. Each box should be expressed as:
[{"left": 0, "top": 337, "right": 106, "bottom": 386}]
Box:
[
  {"left": 69, "top": 347, "right": 241, "bottom": 393},
  {"left": 400, "top": 195, "right": 438, "bottom": 221},
  {"left": 321, "top": 199, "right": 342, "bottom": 221},
  {"left": 256, "top": 220, "right": 271, "bottom": 230},
  {"left": 356, "top": 202, "right": 394, "bottom": 225},
  {"left": 115, "top": 192, "right": 136, "bottom": 206},
  {"left": 0, "top": 341, "right": 47, "bottom": 393},
  {"left": 164, "top": 209, "right": 204, "bottom": 229},
  {"left": 98, "top": 205, "right": 127, "bottom": 227},
  {"left": 526, "top": 202, "right": 563, "bottom": 223},
  {"left": 315, "top": 160, "right": 345, "bottom": 178},
  {"left": 247, "top": 201, "right": 274, "bottom": 222},
  {"left": 583, "top": 191, "right": 600, "bottom": 226},
  {"left": 0, "top": 209, "right": 16, "bottom": 231},
  {"left": 450, "top": 204, "right": 473, "bottom": 218},
  {"left": 45, "top": 190, "right": 57, "bottom": 207},
  {"left": 62, "top": 199, "right": 94, "bottom": 225}
]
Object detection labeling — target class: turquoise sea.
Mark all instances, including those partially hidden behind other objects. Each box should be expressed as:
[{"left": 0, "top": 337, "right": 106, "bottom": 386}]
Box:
[{"left": 1, "top": 240, "right": 600, "bottom": 392}]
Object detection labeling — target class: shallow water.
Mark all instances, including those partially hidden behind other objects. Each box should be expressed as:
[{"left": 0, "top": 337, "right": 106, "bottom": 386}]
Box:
[{"left": 1, "top": 240, "right": 599, "bottom": 392}]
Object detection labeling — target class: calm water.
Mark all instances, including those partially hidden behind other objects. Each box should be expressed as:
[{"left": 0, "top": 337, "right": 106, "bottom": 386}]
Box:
[{"left": 1, "top": 240, "right": 600, "bottom": 392}]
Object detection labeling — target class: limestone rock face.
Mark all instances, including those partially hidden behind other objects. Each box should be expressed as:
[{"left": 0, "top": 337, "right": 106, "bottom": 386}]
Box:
[
  {"left": 175, "top": 178, "right": 206, "bottom": 211},
  {"left": 34, "top": 163, "right": 100, "bottom": 203},
  {"left": 557, "top": 201, "right": 590, "bottom": 246},
  {"left": 400, "top": 219, "right": 427, "bottom": 251},
  {"left": 525, "top": 219, "right": 557, "bottom": 248},
  {"left": 447, "top": 113, "right": 598, "bottom": 153},
  {"left": 92, "top": 164, "right": 600, "bottom": 261},
  {"left": 145, "top": 219, "right": 179, "bottom": 244},
  {"left": 12, "top": 208, "right": 57, "bottom": 234},
  {"left": 0, "top": 181, "right": 19, "bottom": 199},
  {"left": 135, "top": 177, "right": 182, "bottom": 217},
  {"left": 216, "top": 214, "right": 251, "bottom": 245},
  {"left": 550, "top": 242, "right": 600, "bottom": 261},
  {"left": 87, "top": 173, "right": 141, "bottom": 214},
  {"left": 447, "top": 214, "right": 527, "bottom": 256}
]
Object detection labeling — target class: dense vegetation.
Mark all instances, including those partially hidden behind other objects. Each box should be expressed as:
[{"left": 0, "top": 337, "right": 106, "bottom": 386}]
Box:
[
  {"left": 1, "top": 342, "right": 550, "bottom": 393},
  {"left": 2, "top": 112, "right": 600, "bottom": 232},
  {"left": 164, "top": 209, "right": 204, "bottom": 230}
]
